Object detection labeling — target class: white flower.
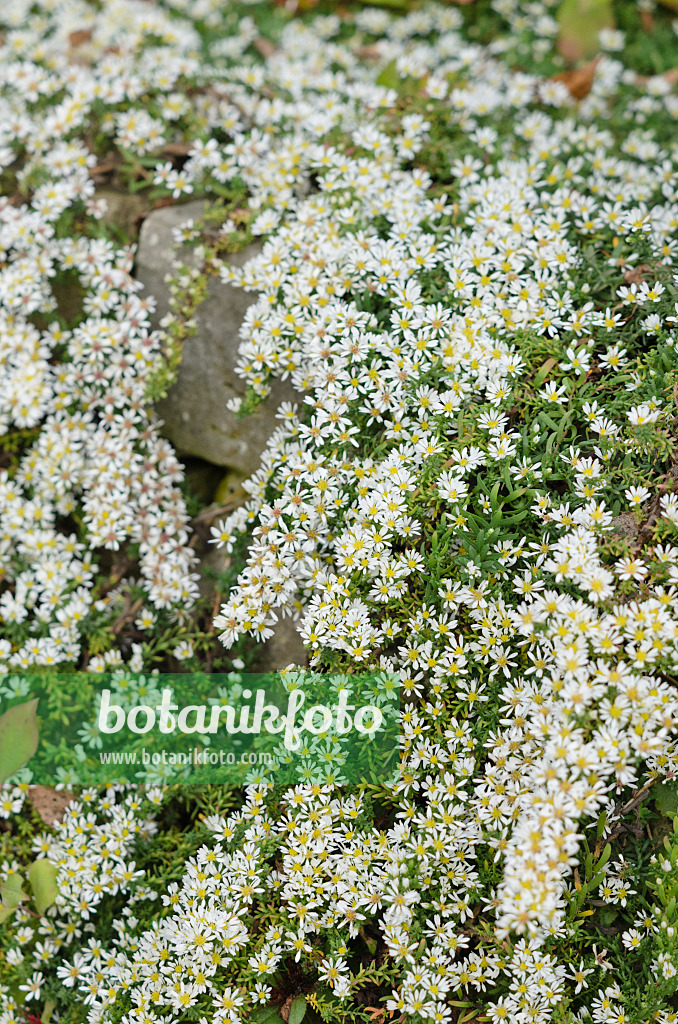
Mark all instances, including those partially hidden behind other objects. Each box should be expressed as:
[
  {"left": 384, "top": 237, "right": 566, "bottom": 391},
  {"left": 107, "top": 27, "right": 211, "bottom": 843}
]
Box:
[
  {"left": 625, "top": 485, "right": 650, "bottom": 507},
  {"left": 173, "top": 640, "right": 194, "bottom": 661},
  {"left": 540, "top": 381, "right": 568, "bottom": 404},
  {"left": 598, "top": 28, "right": 625, "bottom": 51}
]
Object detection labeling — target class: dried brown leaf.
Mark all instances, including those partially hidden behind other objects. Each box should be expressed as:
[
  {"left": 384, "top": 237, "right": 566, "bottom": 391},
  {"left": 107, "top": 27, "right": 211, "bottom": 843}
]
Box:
[
  {"left": 253, "top": 37, "right": 276, "bottom": 59},
  {"left": 624, "top": 262, "right": 651, "bottom": 284},
  {"left": 161, "top": 142, "right": 192, "bottom": 157},
  {"left": 89, "top": 155, "right": 121, "bottom": 179},
  {"left": 28, "top": 786, "right": 74, "bottom": 826},
  {"left": 553, "top": 58, "right": 599, "bottom": 99},
  {"left": 355, "top": 45, "right": 382, "bottom": 60},
  {"left": 69, "top": 29, "right": 93, "bottom": 48}
]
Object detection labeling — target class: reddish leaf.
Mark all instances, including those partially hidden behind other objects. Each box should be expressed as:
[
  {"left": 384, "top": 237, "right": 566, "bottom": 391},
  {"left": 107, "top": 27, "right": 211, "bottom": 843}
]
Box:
[
  {"left": 28, "top": 786, "right": 74, "bottom": 826},
  {"left": 553, "top": 58, "right": 599, "bottom": 99},
  {"left": 69, "top": 29, "right": 93, "bottom": 47}
]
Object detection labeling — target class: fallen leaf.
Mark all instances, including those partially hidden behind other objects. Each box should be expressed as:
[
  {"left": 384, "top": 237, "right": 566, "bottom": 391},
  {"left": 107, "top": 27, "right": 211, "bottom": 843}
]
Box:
[
  {"left": 253, "top": 37, "right": 276, "bottom": 59},
  {"left": 161, "top": 142, "right": 192, "bottom": 157},
  {"left": 534, "top": 356, "right": 558, "bottom": 386},
  {"left": 624, "top": 262, "right": 651, "bottom": 284},
  {"left": 28, "top": 786, "right": 74, "bottom": 826},
  {"left": 89, "top": 155, "right": 121, "bottom": 179},
  {"left": 553, "top": 57, "right": 599, "bottom": 99},
  {"left": 69, "top": 28, "right": 93, "bottom": 48},
  {"left": 355, "top": 45, "right": 382, "bottom": 60}
]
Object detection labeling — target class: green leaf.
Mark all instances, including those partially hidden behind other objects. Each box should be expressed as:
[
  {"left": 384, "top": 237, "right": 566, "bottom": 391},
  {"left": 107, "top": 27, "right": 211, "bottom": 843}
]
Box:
[
  {"left": 289, "top": 997, "right": 307, "bottom": 1024},
  {"left": 29, "top": 859, "right": 59, "bottom": 915},
  {"left": 596, "top": 842, "right": 612, "bottom": 872},
  {"left": 0, "top": 872, "right": 28, "bottom": 923},
  {"left": 539, "top": 411, "right": 561, "bottom": 431},
  {"left": 504, "top": 486, "right": 527, "bottom": 502},
  {"left": 251, "top": 1007, "right": 285, "bottom": 1024},
  {"left": 654, "top": 781, "right": 678, "bottom": 818},
  {"left": 558, "top": 0, "right": 614, "bottom": 59},
  {"left": 534, "top": 357, "right": 558, "bottom": 386},
  {"left": 41, "top": 998, "right": 57, "bottom": 1024},
  {"left": 376, "top": 60, "right": 399, "bottom": 89},
  {"left": 370, "top": 0, "right": 409, "bottom": 11},
  {"left": 0, "top": 698, "right": 39, "bottom": 784},
  {"left": 501, "top": 510, "right": 530, "bottom": 524}
]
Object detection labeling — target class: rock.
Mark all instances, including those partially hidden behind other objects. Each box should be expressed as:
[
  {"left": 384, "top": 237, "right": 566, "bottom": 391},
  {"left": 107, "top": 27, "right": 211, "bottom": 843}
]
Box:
[
  {"left": 182, "top": 456, "right": 225, "bottom": 506},
  {"left": 610, "top": 512, "right": 639, "bottom": 542},
  {"left": 249, "top": 615, "right": 308, "bottom": 673},
  {"left": 196, "top": 540, "right": 307, "bottom": 669},
  {"left": 214, "top": 468, "right": 250, "bottom": 506},
  {"left": 95, "top": 188, "right": 150, "bottom": 239},
  {"left": 135, "top": 200, "right": 297, "bottom": 472},
  {"left": 196, "top": 544, "right": 230, "bottom": 602}
]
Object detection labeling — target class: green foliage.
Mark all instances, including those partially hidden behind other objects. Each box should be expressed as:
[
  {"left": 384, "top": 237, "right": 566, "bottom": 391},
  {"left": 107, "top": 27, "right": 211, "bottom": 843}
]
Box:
[
  {"left": 28, "top": 859, "right": 59, "bottom": 915},
  {"left": 289, "top": 995, "right": 308, "bottom": 1024},
  {"left": 557, "top": 0, "right": 614, "bottom": 58},
  {"left": 0, "top": 872, "right": 28, "bottom": 925},
  {"left": 2, "top": 2, "right": 678, "bottom": 1023},
  {"left": 0, "top": 699, "right": 39, "bottom": 784}
]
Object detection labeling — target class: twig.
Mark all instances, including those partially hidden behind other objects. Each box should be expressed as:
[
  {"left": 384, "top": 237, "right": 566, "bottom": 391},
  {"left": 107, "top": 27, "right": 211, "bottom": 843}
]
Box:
[{"left": 596, "top": 777, "right": 657, "bottom": 853}]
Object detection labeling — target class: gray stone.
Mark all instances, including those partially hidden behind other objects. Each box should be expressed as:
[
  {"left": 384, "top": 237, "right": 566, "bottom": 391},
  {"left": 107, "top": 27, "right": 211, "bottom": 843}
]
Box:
[
  {"left": 196, "top": 550, "right": 307, "bottom": 669},
  {"left": 610, "top": 512, "right": 639, "bottom": 542},
  {"left": 249, "top": 615, "right": 308, "bottom": 673},
  {"left": 135, "top": 201, "right": 297, "bottom": 472},
  {"left": 95, "top": 187, "right": 151, "bottom": 239}
]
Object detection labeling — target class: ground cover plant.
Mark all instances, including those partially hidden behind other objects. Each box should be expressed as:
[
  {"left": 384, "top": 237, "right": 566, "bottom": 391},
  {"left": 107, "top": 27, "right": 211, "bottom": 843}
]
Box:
[{"left": 2, "top": 0, "right": 678, "bottom": 1021}]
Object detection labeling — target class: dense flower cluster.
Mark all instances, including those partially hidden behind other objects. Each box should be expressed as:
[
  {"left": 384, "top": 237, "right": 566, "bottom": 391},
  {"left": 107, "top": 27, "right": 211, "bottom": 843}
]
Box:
[
  {"left": 2, "top": 1, "right": 678, "bottom": 1023},
  {"left": 0, "top": 0, "right": 204, "bottom": 672},
  {"left": 210, "top": 0, "right": 678, "bottom": 967},
  {"left": 1, "top": 788, "right": 160, "bottom": 1014}
]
